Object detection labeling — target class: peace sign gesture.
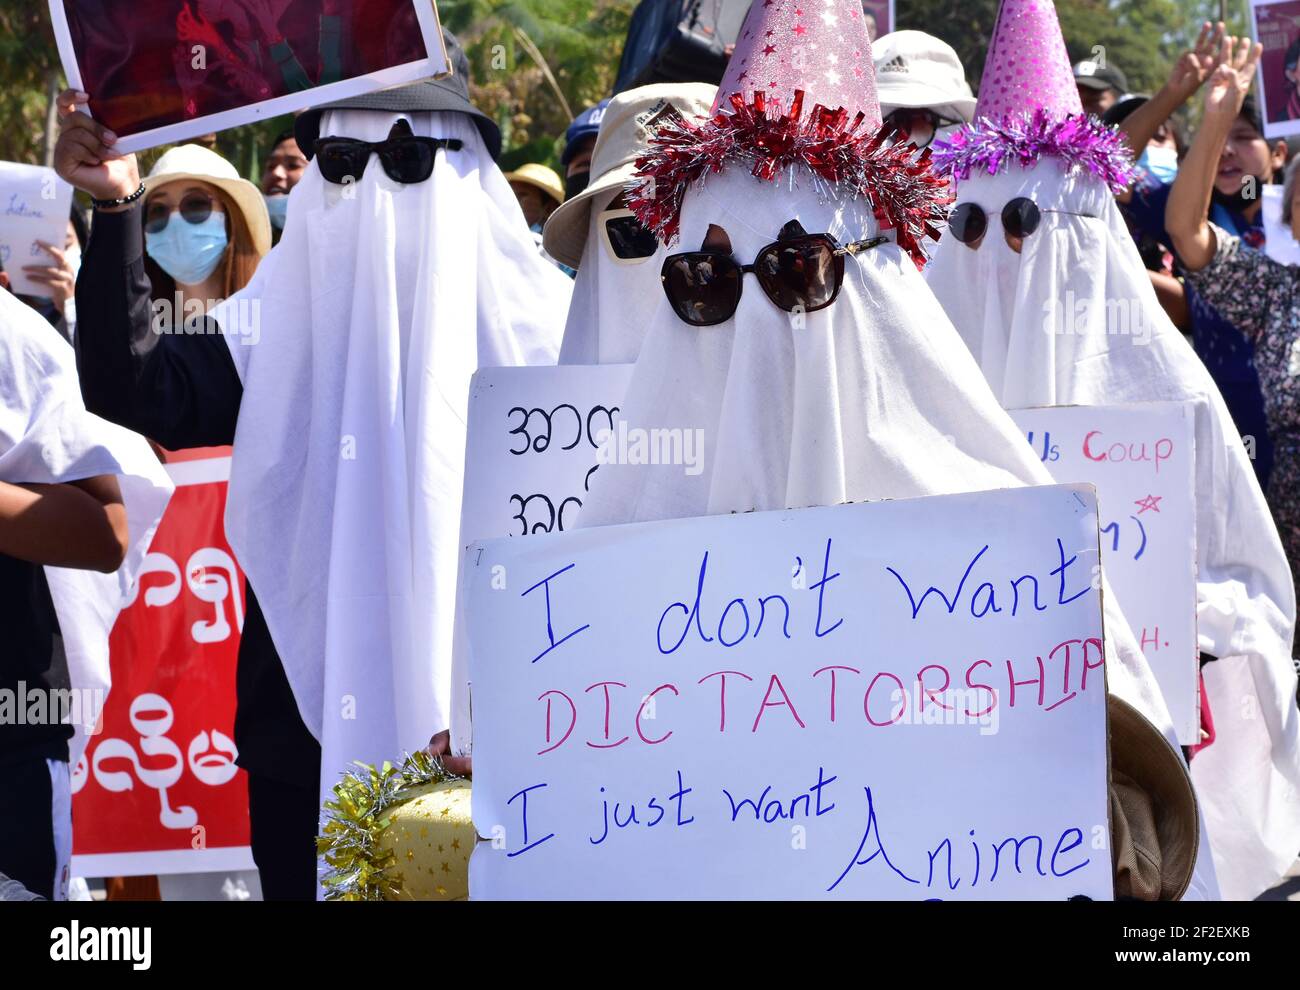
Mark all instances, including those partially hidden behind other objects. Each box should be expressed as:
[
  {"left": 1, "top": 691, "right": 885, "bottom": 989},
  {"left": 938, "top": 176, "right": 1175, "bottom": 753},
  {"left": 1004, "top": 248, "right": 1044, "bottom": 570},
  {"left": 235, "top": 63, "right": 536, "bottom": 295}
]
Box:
[{"left": 1204, "top": 36, "right": 1262, "bottom": 119}]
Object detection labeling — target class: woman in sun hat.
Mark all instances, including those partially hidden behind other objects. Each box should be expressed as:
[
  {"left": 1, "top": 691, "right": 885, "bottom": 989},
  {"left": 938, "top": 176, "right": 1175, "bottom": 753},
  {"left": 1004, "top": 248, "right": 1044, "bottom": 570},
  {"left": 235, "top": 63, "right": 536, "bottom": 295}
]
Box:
[{"left": 138, "top": 143, "right": 271, "bottom": 325}]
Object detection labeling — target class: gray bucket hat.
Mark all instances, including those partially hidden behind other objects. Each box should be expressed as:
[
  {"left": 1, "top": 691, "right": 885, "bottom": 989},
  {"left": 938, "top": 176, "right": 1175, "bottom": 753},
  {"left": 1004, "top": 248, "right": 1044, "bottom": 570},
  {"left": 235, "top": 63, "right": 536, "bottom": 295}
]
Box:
[{"left": 295, "top": 29, "right": 502, "bottom": 161}]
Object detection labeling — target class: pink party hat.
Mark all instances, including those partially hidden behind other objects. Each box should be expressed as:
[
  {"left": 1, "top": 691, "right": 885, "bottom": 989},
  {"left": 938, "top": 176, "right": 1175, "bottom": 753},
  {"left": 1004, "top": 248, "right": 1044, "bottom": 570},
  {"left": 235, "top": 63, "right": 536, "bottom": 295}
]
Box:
[
  {"left": 974, "top": 0, "right": 1082, "bottom": 121},
  {"left": 716, "top": 0, "right": 881, "bottom": 128},
  {"left": 630, "top": 0, "right": 950, "bottom": 268},
  {"left": 932, "top": 0, "right": 1136, "bottom": 193}
]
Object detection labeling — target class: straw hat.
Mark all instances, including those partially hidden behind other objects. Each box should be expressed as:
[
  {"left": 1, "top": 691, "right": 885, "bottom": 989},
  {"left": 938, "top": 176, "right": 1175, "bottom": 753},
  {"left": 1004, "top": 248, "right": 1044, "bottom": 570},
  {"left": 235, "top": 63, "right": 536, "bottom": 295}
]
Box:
[
  {"left": 504, "top": 163, "right": 564, "bottom": 207},
  {"left": 542, "top": 82, "right": 717, "bottom": 270},
  {"left": 142, "top": 144, "right": 272, "bottom": 257},
  {"left": 1108, "top": 695, "right": 1198, "bottom": 900}
]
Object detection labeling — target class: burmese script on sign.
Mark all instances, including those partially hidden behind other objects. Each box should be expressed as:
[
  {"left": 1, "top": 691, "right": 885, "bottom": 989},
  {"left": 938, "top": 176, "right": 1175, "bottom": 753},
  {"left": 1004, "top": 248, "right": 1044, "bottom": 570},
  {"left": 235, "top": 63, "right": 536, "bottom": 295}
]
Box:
[{"left": 464, "top": 485, "right": 1114, "bottom": 900}]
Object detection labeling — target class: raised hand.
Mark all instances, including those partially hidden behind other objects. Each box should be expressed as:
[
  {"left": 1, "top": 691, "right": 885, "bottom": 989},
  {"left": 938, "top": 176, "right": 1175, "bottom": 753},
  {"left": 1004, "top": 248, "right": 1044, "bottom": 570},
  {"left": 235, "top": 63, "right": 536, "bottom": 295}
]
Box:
[
  {"left": 1205, "top": 37, "right": 1263, "bottom": 119},
  {"left": 52, "top": 90, "right": 140, "bottom": 204},
  {"left": 1167, "top": 21, "right": 1227, "bottom": 100}
]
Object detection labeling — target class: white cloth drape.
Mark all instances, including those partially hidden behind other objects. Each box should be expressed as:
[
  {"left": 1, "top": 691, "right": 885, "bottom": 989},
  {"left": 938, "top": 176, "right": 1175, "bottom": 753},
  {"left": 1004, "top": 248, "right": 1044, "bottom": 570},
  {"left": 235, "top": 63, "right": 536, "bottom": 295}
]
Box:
[
  {"left": 558, "top": 188, "right": 670, "bottom": 365},
  {"left": 0, "top": 288, "right": 173, "bottom": 765},
  {"left": 212, "top": 110, "right": 569, "bottom": 810},
  {"left": 926, "top": 158, "right": 1300, "bottom": 900}
]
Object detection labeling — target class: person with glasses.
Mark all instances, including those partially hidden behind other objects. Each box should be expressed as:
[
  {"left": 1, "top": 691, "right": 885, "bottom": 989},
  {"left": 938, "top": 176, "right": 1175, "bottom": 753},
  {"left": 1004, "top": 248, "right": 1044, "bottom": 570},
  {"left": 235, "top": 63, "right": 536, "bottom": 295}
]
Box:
[
  {"left": 53, "top": 30, "right": 568, "bottom": 900},
  {"left": 872, "top": 31, "right": 976, "bottom": 154},
  {"left": 543, "top": 83, "right": 717, "bottom": 365},
  {"left": 927, "top": 0, "right": 1298, "bottom": 902},
  {"left": 137, "top": 144, "right": 272, "bottom": 328}
]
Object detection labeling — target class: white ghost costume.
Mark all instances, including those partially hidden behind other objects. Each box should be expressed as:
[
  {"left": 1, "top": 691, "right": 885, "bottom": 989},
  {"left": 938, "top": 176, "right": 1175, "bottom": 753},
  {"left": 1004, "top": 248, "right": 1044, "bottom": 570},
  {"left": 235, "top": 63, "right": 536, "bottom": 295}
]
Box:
[
  {"left": 211, "top": 109, "right": 569, "bottom": 809},
  {"left": 0, "top": 288, "right": 173, "bottom": 764},
  {"left": 558, "top": 187, "right": 669, "bottom": 365},
  {"left": 926, "top": 159, "right": 1300, "bottom": 901},
  {"left": 575, "top": 166, "right": 1222, "bottom": 898}
]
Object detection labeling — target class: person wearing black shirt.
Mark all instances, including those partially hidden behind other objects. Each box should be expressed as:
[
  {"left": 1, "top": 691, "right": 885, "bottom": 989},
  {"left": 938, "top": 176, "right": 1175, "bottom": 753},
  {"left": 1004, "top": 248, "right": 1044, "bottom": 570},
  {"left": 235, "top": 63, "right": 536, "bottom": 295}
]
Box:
[{"left": 58, "top": 156, "right": 323, "bottom": 904}]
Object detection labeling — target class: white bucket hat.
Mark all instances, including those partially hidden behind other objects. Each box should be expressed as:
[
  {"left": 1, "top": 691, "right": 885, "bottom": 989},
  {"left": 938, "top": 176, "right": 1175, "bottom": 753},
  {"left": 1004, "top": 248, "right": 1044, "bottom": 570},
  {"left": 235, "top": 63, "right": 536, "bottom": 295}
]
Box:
[
  {"left": 542, "top": 82, "right": 717, "bottom": 270},
  {"left": 142, "top": 144, "right": 272, "bottom": 257},
  {"left": 872, "top": 30, "right": 977, "bottom": 123}
]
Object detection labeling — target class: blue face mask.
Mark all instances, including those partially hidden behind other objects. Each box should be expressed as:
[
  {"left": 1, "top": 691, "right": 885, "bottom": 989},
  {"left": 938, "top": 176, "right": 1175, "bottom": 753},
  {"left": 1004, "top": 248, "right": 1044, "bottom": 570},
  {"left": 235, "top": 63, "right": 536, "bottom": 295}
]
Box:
[
  {"left": 145, "top": 213, "right": 229, "bottom": 286},
  {"left": 265, "top": 193, "right": 288, "bottom": 231},
  {"left": 1138, "top": 145, "right": 1179, "bottom": 185}
]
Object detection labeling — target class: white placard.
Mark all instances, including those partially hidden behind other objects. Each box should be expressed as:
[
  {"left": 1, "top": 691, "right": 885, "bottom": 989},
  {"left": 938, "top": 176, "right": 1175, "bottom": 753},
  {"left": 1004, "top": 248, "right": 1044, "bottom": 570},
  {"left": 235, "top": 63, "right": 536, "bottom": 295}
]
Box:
[
  {"left": 0, "top": 162, "right": 74, "bottom": 300},
  {"left": 1009, "top": 403, "right": 1199, "bottom": 743},
  {"left": 465, "top": 484, "right": 1114, "bottom": 900},
  {"left": 452, "top": 364, "right": 634, "bottom": 752},
  {"left": 460, "top": 364, "right": 635, "bottom": 541}
]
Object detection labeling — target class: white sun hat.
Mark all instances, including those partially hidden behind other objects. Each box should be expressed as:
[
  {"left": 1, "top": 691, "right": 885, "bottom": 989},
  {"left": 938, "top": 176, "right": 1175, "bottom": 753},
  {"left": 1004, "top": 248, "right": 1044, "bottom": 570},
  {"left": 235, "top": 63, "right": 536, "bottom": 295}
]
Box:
[
  {"left": 142, "top": 144, "right": 272, "bottom": 257},
  {"left": 873, "top": 30, "right": 977, "bottom": 123}
]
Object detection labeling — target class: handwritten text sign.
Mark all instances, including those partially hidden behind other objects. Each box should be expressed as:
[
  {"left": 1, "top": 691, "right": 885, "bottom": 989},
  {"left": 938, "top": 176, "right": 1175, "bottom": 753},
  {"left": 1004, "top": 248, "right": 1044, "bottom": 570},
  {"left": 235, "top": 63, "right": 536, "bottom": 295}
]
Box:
[
  {"left": 465, "top": 485, "right": 1113, "bottom": 900},
  {"left": 1009, "top": 403, "right": 1198, "bottom": 743},
  {"left": 0, "top": 162, "right": 73, "bottom": 300},
  {"left": 461, "top": 364, "right": 634, "bottom": 540}
]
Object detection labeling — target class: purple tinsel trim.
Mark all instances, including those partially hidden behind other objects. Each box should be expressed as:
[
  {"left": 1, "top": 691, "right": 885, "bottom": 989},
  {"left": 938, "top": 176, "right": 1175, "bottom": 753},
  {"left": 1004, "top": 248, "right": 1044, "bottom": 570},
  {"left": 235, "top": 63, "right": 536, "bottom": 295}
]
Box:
[{"left": 932, "top": 108, "right": 1138, "bottom": 194}]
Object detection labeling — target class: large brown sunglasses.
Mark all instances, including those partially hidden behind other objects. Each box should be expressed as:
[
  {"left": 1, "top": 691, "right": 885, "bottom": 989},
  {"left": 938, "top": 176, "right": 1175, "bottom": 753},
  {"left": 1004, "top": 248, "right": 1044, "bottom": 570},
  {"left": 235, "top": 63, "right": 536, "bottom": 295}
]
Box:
[{"left": 660, "top": 231, "right": 888, "bottom": 327}]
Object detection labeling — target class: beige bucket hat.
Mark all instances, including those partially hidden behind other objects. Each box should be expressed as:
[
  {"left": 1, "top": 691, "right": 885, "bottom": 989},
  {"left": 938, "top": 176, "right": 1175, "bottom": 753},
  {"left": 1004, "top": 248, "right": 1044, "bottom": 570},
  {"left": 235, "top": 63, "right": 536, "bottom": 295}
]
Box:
[
  {"left": 542, "top": 82, "right": 717, "bottom": 270},
  {"left": 142, "top": 144, "right": 272, "bottom": 257},
  {"left": 1108, "top": 695, "right": 1198, "bottom": 900}
]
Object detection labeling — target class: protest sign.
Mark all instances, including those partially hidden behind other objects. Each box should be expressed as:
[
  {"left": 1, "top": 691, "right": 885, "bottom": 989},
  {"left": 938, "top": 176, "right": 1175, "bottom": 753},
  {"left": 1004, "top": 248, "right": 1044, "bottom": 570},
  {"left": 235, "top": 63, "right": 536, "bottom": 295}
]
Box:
[
  {"left": 1262, "top": 184, "right": 1300, "bottom": 265},
  {"left": 460, "top": 364, "right": 635, "bottom": 541},
  {"left": 0, "top": 162, "right": 74, "bottom": 300},
  {"left": 1252, "top": 0, "right": 1300, "bottom": 139},
  {"left": 862, "top": 0, "right": 893, "bottom": 37},
  {"left": 48, "top": 0, "right": 449, "bottom": 153},
  {"left": 72, "top": 455, "right": 252, "bottom": 878},
  {"left": 1008, "top": 403, "right": 1199, "bottom": 744},
  {"left": 451, "top": 364, "right": 634, "bottom": 752},
  {"left": 464, "top": 484, "right": 1114, "bottom": 900}
]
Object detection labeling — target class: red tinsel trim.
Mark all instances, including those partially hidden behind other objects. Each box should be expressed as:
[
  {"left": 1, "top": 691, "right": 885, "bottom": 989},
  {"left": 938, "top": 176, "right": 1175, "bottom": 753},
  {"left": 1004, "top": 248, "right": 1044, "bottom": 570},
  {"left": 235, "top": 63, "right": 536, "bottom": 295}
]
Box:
[{"left": 629, "top": 90, "right": 953, "bottom": 269}]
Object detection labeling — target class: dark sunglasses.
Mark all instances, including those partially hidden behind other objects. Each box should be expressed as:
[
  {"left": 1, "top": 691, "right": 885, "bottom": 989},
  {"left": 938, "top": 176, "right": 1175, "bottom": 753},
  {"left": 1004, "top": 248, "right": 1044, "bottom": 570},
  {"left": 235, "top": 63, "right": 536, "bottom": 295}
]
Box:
[
  {"left": 599, "top": 207, "right": 659, "bottom": 263},
  {"left": 883, "top": 108, "right": 960, "bottom": 149},
  {"left": 948, "top": 197, "right": 1097, "bottom": 245},
  {"left": 660, "top": 232, "right": 887, "bottom": 327},
  {"left": 313, "top": 135, "right": 463, "bottom": 185},
  {"left": 144, "top": 193, "right": 217, "bottom": 234}
]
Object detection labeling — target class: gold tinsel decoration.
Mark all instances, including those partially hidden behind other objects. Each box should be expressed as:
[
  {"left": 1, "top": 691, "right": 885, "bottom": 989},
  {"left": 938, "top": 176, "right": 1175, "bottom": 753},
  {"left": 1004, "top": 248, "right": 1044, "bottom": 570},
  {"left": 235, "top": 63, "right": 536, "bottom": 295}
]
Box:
[{"left": 317, "top": 751, "right": 469, "bottom": 901}]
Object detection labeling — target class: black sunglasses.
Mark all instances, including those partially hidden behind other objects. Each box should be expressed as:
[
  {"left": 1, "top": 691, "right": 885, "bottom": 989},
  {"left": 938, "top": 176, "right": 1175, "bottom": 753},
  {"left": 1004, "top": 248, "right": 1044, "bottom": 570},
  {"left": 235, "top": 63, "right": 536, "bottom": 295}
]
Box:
[
  {"left": 313, "top": 134, "right": 463, "bottom": 185},
  {"left": 882, "top": 108, "right": 961, "bottom": 149},
  {"left": 948, "top": 197, "right": 1096, "bottom": 245},
  {"left": 660, "top": 232, "right": 887, "bottom": 327},
  {"left": 144, "top": 193, "right": 217, "bottom": 234},
  {"left": 599, "top": 207, "right": 659, "bottom": 263}
]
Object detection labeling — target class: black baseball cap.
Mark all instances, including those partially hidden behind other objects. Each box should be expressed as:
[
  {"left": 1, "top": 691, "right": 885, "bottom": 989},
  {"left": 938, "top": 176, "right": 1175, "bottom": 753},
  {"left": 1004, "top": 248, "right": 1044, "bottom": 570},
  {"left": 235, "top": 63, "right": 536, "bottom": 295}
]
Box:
[
  {"left": 1073, "top": 59, "right": 1128, "bottom": 93},
  {"left": 296, "top": 28, "right": 502, "bottom": 162}
]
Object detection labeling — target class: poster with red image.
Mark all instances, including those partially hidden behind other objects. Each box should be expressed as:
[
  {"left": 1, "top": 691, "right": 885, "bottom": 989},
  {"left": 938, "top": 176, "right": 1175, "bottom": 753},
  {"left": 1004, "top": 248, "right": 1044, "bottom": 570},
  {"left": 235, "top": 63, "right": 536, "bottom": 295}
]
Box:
[
  {"left": 71, "top": 455, "right": 254, "bottom": 878},
  {"left": 48, "top": 0, "right": 449, "bottom": 153},
  {"left": 861, "top": 0, "right": 893, "bottom": 40},
  {"left": 1253, "top": 0, "right": 1300, "bottom": 138}
]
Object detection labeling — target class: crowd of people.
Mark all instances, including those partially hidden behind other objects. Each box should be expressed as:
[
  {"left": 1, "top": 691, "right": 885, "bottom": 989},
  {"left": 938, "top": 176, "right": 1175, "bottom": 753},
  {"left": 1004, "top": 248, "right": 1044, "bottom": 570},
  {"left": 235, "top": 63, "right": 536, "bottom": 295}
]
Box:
[{"left": 3, "top": 0, "right": 1300, "bottom": 903}]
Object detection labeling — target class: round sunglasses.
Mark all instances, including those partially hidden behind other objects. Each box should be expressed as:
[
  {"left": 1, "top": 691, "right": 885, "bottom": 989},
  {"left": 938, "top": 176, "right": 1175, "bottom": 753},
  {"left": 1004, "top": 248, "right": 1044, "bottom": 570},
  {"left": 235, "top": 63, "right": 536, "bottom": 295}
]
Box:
[
  {"left": 948, "top": 197, "right": 1097, "bottom": 246},
  {"left": 598, "top": 207, "right": 659, "bottom": 264},
  {"left": 144, "top": 193, "right": 220, "bottom": 234},
  {"left": 660, "top": 232, "right": 888, "bottom": 327},
  {"left": 313, "top": 135, "right": 463, "bottom": 185}
]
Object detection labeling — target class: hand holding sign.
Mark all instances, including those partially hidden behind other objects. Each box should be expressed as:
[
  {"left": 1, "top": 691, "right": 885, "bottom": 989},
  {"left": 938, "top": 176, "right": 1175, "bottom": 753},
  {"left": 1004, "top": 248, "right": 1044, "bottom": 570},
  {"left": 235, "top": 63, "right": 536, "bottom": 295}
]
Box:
[{"left": 54, "top": 91, "right": 141, "bottom": 207}]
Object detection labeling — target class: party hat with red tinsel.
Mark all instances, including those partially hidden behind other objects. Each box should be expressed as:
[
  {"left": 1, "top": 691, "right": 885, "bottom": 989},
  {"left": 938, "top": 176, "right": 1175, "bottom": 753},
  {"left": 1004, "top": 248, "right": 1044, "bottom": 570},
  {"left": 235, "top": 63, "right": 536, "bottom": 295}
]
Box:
[
  {"left": 933, "top": 0, "right": 1135, "bottom": 192},
  {"left": 630, "top": 0, "right": 950, "bottom": 268}
]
